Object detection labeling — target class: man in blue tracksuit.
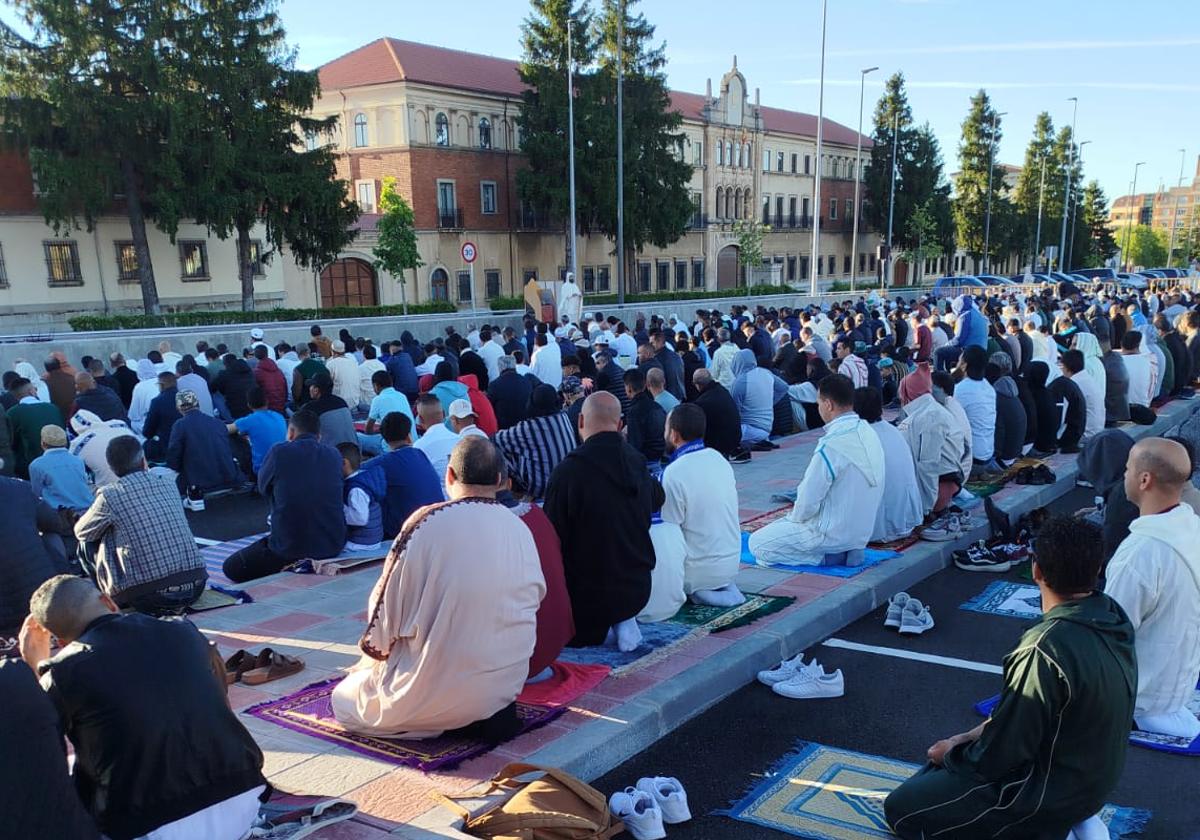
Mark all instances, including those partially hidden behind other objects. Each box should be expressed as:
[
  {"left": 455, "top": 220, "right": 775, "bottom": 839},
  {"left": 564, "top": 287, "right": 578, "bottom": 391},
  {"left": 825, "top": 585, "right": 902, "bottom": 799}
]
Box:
[{"left": 935, "top": 295, "right": 988, "bottom": 372}]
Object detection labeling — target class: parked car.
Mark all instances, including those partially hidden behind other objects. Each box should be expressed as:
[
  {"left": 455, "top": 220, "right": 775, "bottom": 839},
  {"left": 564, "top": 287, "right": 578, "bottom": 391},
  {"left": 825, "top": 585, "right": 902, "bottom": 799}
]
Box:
[
  {"left": 975, "top": 274, "right": 1014, "bottom": 285},
  {"left": 934, "top": 276, "right": 986, "bottom": 294},
  {"left": 1075, "top": 268, "right": 1117, "bottom": 281},
  {"left": 1114, "top": 272, "right": 1149, "bottom": 289}
]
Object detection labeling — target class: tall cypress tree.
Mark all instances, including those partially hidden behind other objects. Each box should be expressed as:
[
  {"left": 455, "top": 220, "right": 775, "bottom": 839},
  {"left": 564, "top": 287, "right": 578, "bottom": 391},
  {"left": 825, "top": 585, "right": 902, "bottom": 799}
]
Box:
[
  {"left": 177, "top": 0, "right": 358, "bottom": 311},
  {"left": 1079, "top": 180, "right": 1118, "bottom": 268},
  {"left": 1, "top": 0, "right": 198, "bottom": 314},
  {"left": 953, "top": 90, "right": 1007, "bottom": 271},
  {"left": 1011, "top": 112, "right": 1056, "bottom": 271}
]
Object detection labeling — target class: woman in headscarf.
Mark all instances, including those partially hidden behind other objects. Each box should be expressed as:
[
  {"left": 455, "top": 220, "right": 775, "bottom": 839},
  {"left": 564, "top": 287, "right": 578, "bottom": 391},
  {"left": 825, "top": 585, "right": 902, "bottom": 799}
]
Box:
[
  {"left": 1072, "top": 332, "right": 1107, "bottom": 400},
  {"left": 127, "top": 359, "right": 161, "bottom": 434},
  {"left": 1077, "top": 429, "right": 1139, "bottom": 567},
  {"left": 493, "top": 385, "right": 578, "bottom": 501}
]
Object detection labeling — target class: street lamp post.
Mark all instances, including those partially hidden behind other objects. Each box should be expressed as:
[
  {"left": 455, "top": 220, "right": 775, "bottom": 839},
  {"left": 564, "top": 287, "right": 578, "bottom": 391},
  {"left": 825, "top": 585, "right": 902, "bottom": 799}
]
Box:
[
  {"left": 1167, "top": 148, "right": 1186, "bottom": 268},
  {"left": 1066, "top": 139, "right": 1091, "bottom": 271},
  {"left": 615, "top": 0, "right": 625, "bottom": 304},
  {"left": 809, "top": 0, "right": 828, "bottom": 296},
  {"left": 982, "top": 109, "right": 1006, "bottom": 275},
  {"left": 566, "top": 16, "right": 578, "bottom": 283},
  {"left": 848, "top": 65, "right": 877, "bottom": 293},
  {"left": 1034, "top": 154, "right": 1047, "bottom": 273},
  {"left": 884, "top": 112, "right": 898, "bottom": 287},
  {"left": 1123, "top": 161, "right": 1146, "bottom": 271},
  {"left": 1057, "top": 97, "right": 1078, "bottom": 271}
]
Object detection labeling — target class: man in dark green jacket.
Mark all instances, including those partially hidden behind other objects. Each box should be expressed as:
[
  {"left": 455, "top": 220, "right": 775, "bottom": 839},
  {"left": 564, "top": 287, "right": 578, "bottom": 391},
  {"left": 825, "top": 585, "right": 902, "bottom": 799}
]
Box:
[
  {"left": 885, "top": 515, "right": 1136, "bottom": 840},
  {"left": 7, "top": 378, "right": 66, "bottom": 478}
]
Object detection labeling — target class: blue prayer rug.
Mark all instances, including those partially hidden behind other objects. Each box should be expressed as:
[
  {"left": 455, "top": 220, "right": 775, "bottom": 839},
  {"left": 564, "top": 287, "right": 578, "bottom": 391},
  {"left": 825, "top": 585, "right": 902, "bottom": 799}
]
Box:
[
  {"left": 960, "top": 580, "right": 1042, "bottom": 620},
  {"left": 740, "top": 533, "right": 901, "bottom": 578}
]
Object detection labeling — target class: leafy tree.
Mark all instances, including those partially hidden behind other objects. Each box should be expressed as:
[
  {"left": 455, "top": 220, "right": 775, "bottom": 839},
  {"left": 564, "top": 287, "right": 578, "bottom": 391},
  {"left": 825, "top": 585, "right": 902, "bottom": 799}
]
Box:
[
  {"left": 1120, "top": 225, "right": 1168, "bottom": 270},
  {"left": 952, "top": 90, "right": 1007, "bottom": 271},
  {"left": 1078, "top": 181, "right": 1118, "bottom": 268},
  {"left": 592, "top": 0, "right": 694, "bottom": 290},
  {"left": 176, "top": 0, "right": 358, "bottom": 312},
  {"left": 1011, "top": 112, "right": 1056, "bottom": 271},
  {"left": 1, "top": 0, "right": 198, "bottom": 314},
  {"left": 373, "top": 177, "right": 423, "bottom": 314},
  {"left": 734, "top": 220, "right": 768, "bottom": 283},
  {"left": 901, "top": 199, "right": 945, "bottom": 285}
]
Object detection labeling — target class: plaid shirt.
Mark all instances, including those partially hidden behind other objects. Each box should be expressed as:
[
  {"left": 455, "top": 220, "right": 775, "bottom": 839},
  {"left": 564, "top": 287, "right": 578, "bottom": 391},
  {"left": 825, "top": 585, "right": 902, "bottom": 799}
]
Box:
[{"left": 74, "top": 470, "right": 203, "bottom": 595}]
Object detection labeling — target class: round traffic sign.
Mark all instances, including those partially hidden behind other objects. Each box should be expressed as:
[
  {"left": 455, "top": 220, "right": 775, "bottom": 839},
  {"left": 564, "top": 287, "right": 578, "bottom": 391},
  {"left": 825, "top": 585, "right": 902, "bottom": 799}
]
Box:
[{"left": 461, "top": 241, "right": 477, "bottom": 263}]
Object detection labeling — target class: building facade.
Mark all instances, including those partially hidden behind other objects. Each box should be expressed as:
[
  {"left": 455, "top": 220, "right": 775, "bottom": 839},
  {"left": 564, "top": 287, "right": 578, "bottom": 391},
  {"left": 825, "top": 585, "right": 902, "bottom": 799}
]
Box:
[
  {"left": 302, "top": 39, "right": 879, "bottom": 310},
  {"left": 1110, "top": 156, "right": 1200, "bottom": 255}
]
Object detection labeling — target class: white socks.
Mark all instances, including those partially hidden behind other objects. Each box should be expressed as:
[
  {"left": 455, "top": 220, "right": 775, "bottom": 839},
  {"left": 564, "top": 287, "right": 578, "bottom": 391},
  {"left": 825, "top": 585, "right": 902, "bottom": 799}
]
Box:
[
  {"left": 1067, "top": 813, "right": 1107, "bottom": 840},
  {"left": 1135, "top": 708, "right": 1200, "bottom": 739},
  {"left": 613, "top": 619, "right": 643, "bottom": 652},
  {"left": 690, "top": 583, "right": 746, "bottom": 607}
]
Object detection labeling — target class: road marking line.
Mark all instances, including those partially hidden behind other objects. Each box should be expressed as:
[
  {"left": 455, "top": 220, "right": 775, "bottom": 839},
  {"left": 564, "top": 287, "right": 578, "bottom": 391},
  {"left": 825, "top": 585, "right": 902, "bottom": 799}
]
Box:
[
  {"left": 821, "top": 638, "right": 1003, "bottom": 675},
  {"left": 193, "top": 537, "right": 220, "bottom": 546}
]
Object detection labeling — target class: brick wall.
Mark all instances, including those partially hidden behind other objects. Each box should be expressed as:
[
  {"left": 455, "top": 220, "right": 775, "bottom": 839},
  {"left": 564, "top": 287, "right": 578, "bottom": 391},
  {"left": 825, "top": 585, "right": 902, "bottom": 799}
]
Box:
[{"left": 0, "top": 150, "right": 38, "bottom": 214}]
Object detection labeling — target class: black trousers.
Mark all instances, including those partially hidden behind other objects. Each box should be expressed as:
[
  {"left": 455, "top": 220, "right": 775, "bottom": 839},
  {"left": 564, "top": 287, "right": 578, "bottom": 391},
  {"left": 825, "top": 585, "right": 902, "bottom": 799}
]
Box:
[{"left": 223, "top": 536, "right": 292, "bottom": 583}]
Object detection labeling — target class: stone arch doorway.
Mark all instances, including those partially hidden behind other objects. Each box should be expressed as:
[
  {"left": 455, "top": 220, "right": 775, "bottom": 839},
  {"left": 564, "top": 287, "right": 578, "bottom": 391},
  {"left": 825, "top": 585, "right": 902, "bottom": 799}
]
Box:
[
  {"left": 717, "top": 244, "right": 741, "bottom": 290},
  {"left": 320, "top": 258, "right": 378, "bottom": 308},
  {"left": 430, "top": 267, "right": 449, "bottom": 302}
]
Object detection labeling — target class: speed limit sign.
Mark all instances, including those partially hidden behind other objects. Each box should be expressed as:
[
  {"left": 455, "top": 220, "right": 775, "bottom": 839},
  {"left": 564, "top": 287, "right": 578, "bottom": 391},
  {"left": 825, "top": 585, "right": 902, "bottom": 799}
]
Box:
[{"left": 461, "top": 241, "right": 477, "bottom": 263}]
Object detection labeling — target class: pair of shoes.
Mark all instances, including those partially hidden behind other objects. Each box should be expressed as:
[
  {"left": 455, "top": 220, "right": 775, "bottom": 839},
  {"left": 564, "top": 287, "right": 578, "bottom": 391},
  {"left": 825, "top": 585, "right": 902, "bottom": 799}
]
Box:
[
  {"left": 953, "top": 541, "right": 1012, "bottom": 573},
  {"left": 1014, "top": 465, "right": 1056, "bottom": 485},
  {"left": 984, "top": 496, "right": 1012, "bottom": 542},
  {"left": 728, "top": 448, "right": 752, "bottom": 464},
  {"left": 609, "top": 777, "right": 690, "bottom": 839},
  {"left": 884, "top": 593, "right": 936, "bottom": 634},
  {"left": 182, "top": 486, "right": 206, "bottom": 512},
  {"left": 920, "top": 512, "right": 965, "bottom": 542},
  {"left": 759, "top": 655, "right": 845, "bottom": 699},
  {"left": 223, "top": 648, "right": 305, "bottom": 685},
  {"left": 750, "top": 439, "right": 778, "bottom": 452}
]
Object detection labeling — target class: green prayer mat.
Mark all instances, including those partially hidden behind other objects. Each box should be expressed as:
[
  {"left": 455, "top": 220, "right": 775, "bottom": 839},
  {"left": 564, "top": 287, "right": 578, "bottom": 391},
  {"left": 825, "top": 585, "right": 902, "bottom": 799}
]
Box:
[{"left": 669, "top": 594, "right": 795, "bottom": 633}]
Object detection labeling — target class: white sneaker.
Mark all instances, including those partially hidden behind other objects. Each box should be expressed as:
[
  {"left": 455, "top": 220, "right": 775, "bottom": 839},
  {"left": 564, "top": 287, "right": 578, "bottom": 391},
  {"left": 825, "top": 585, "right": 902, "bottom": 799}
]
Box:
[
  {"left": 609, "top": 787, "right": 666, "bottom": 840},
  {"left": 182, "top": 495, "right": 206, "bottom": 512},
  {"left": 635, "top": 776, "right": 691, "bottom": 824},
  {"left": 757, "top": 654, "right": 821, "bottom": 686},
  {"left": 1067, "top": 813, "right": 1108, "bottom": 840},
  {"left": 772, "top": 667, "right": 845, "bottom": 699},
  {"left": 899, "top": 599, "right": 935, "bottom": 635},
  {"left": 884, "top": 592, "right": 911, "bottom": 629}
]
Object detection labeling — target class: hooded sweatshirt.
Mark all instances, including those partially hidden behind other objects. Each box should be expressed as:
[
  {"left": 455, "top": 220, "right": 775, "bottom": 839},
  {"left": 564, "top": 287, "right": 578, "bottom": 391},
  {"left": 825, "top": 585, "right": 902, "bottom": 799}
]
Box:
[
  {"left": 949, "top": 295, "right": 988, "bottom": 349},
  {"left": 1077, "top": 430, "right": 1139, "bottom": 563},
  {"left": 69, "top": 410, "right": 136, "bottom": 488},
  {"left": 543, "top": 430, "right": 665, "bottom": 647},
  {"left": 992, "top": 375, "right": 1026, "bottom": 463},
  {"left": 253, "top": 356, "right": 288, "bottom": 414},
  {"left": 730, "top": 348, "right": 786, "bottom": 434},
  {"left": 1105, "top": 504, "right": 1200, "bottom": 718},
  {"left": 128, "top": 360, "right": 161, "bottom": 434}
]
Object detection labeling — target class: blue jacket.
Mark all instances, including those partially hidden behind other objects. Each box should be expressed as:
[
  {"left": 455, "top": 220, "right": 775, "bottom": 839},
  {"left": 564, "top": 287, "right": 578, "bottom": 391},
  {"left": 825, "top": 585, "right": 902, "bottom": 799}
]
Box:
[
  {"left": 166, "top": 410, "right": 240, "bottom": 492},
  {"left": 344, "top": 467, "right": 386, "bottom": 547},
  {"left": 385, "top": 352, "right": 419, "bottom": 398},
  {"left": 259, "top": 434, "right": 346, "bottom": 560},
  {"left": 950, "top": 295, "right": 988, "bottom": 350},
  {"left": 362, "top": 446, "right": 444, "bottom": 539}
]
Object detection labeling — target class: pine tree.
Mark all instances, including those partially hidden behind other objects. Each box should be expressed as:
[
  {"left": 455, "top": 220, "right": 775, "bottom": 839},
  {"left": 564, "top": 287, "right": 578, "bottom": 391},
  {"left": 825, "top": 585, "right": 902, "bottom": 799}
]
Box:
[
  {"left": 1, "top": 0, "right": 200, "bottom": 314},
  {"left": 952, "top": 90, "right": 1007, "bottom": 271},
  {"left": 1011, "top": 112, "right": 1056, "bottom": 271},
  {"left": 862, "top": 72, "right": 913, "bottom": 246},
  {"left": 1079, "top": 181, "right": 1118, "bottom": 268},
  {"left": 176, "top": 0, "right": 358, "bottom": 311}
]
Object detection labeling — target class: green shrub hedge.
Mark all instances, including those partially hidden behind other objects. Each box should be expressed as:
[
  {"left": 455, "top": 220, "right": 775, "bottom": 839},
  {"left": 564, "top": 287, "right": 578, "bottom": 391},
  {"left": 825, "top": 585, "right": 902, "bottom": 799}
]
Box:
[
  {"left": 68, "top": 302, "right": 457, "bottom": 332},
  {"left": 487, "top": 296, "right": 526, "bottom": 311}
]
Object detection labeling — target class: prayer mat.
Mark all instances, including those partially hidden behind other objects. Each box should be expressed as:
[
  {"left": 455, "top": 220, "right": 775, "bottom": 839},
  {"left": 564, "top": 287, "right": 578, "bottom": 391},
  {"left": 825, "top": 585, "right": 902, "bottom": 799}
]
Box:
[
  {"left": 960, "top": 581, "right": 1042, "bottom": 620},
  {"left": 740, "top": 505, "right": 793, "bottom": 533},
  {"left": 186, "top": 584, "right": 253, "bottom": 613},
  {"left": 867, "top": 533, "right": 920, "bottom": 553},
  {"left": 294, "top": 550, "right": 387, "bottom": 576},
  {"left": 978, "top": 681, "right": 1200, "bottom": 757},
  {"left": 557, "top": 621, "right": 694, "bottom": 675},
  {"left": 720, "top": 741, "right": 1152, "bottom": 840},
  {"left": 669, "top": 594, "right": 795, "bottom": 632},
  {"left": 199, "top": 533, "right": 269, "bottom": 585},
  {"left": 741, "top": 533, "right": 901, "bottom": 578},
  {"left": 964, "top": 457, "right": 1047, "bottom": 498},
  {"left": 518, "top": 661, "right": 611, "bottom": 708},
  {"left": 245, "top": 677, "right": 563, "bottom": 772},
  {"left": 254, "top": 791, "right": 359, "bottom": 839}
]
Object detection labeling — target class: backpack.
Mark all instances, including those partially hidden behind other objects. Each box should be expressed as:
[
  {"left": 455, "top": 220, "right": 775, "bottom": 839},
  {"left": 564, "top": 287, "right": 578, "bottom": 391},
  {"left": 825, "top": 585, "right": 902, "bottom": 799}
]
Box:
[{"left": 434, "top": 762, "right": 623, "bottom": 840}]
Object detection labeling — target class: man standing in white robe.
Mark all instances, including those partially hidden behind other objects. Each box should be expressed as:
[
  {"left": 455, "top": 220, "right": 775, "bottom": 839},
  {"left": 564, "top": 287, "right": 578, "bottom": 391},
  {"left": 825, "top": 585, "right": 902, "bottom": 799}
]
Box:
[
  {"left": 749, "top": 374, "right": 885, "bottom": 567},
  {"left": 333, "top": 437, "right": 545, "bottom": 738},
  {"left": 557, "top": 273, "right": 583, "bottom": 327}
]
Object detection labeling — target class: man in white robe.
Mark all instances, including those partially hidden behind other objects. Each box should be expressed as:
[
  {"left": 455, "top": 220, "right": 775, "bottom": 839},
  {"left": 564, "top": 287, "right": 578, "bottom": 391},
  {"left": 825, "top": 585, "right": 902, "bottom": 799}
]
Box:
[
  {"left": 1105, "top": 437, "right": 1200, "bottom": 739},
  {"left": 333, "top": 437, "right": 545, "bottom": 738},
  {"left": 898, "top": 367, "right": 968, "bottom": 519},
  {"left": 556, "top": 273, "right": 583, "bottom": 327},
  {"left": 749, "top": 374, "right": 884, "bottom": 567},
  {"left": 854, "top": 386, "right": 924, "bottom": 542}
]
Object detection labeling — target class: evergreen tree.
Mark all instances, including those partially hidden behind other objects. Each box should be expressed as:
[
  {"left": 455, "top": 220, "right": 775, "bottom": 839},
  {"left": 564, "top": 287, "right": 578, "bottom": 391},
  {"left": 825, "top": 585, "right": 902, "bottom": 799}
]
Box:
[
  {"left": 862, "top": 72, "right": 913, "bottom": 248},
  {"left": 952, "top": 90, "right": 1007, "bottom": 271},
  {"left": 177, "top": 0, "right": 358, "bottom": 311},
  {"left": 593, "top": 0, "right": 694, "bottom": 289},
  {"left": 1045, "top": 125, "right": 1080, "bottom": 269},
  {"left": 1079, "top": 180, "right": 1118, "bottom": 268},
  {"left": 1011, "top": 112, "right": 1056, "bottom": 271},
  {"left": 1, "top": 0, "right": 199, "bottom": 314},
  {"left": 373, "top": 177, "right": 423, "bottom": 314}
]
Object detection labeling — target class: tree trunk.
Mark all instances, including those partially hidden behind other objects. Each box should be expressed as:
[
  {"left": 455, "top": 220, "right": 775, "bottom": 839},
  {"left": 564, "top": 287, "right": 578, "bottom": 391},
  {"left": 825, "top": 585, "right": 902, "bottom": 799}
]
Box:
[
  {"left": 400, "top": 268, "right": 410, "bottom": 316},
  {"left": 237, "top": 222, "right": 255, "bottom": 312},
  {"left": 121, "top": 156, "right": 160, "bottom": 316}
]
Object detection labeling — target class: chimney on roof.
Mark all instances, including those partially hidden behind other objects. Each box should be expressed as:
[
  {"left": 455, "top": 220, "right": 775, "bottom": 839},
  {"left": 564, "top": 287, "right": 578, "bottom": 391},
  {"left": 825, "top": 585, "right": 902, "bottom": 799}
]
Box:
[{"left": 706, "top": 78, "right": 712, "bottom": 99}]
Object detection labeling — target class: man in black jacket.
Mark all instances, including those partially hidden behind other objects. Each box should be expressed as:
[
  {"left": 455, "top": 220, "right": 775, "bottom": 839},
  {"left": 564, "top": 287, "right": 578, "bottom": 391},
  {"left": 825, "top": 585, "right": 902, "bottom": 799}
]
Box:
[
  {"left": 109, "top": 352, "right": 139, "bottom": 408},
  {"left": 487, "top": 354, "right": 534, "bottom": 430},
  {"left": 19, "top": 575, "right": 266, "bottom": 840},
  {"left": 1155, "top": 314, "right": 1192, "bottom": 395},
  {"left": 73, "top": 372, "right": 128, "bottom": 423},
  {"left": 693, "top": 368, "right": 744, "bottom": 459},
  {"left": 544, "top": 392, "right": 665, "bottom": 652},
  {"left": 649, "top": 328, "right": 686, "bottom": 400},
  {"left": 622, "top": 368, "right": 666, "bottom": 470},
  {"left": 213, "top": 353, "right": 256, "bottom": 419}
]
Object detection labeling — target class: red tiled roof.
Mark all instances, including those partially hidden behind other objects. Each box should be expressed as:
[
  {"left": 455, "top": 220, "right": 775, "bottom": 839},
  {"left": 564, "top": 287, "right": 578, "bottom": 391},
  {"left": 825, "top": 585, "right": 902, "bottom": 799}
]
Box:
[{"left": 320, "top": 39, "right": 870, "bottom": 147}]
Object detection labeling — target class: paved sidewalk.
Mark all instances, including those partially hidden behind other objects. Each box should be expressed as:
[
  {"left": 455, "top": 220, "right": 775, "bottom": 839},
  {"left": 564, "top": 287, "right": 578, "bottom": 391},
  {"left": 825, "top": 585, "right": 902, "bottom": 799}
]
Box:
[{"left": 190, "top": 398, "right": 1200, "bottom": 837}]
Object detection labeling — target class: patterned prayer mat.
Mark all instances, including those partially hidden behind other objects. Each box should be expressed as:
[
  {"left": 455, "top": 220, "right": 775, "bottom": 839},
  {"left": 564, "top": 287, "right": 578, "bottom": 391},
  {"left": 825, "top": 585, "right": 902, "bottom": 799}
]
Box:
[
  {"left": 186, "top": 584, "right": 252, "bottom": 613},
  {"left": 867, "top": 533, "right": 920, "bottom": 553},
  {"left": 960, "top": 580, "right": 1042, "bottom": 620},
  {"left": 557, "top": 621, "right": 694, "bottom": 674},
  {"left": 741, "top": 533, "right": 901, "bottom": 579},
  {"left": 740, "top": 505, "right": 792, "bottom": 533},
  {"left": 245, "top": 678, "right": 563, "bottom": 772},
  {"left": 721, "top": 741, "right": 1152, "bottom": 839},
  {"left": 668, "top": 594, "right": 795, "bottom": 632},
  {"left": 977, "top": 682, "right": 1200, "bottom": 757}
]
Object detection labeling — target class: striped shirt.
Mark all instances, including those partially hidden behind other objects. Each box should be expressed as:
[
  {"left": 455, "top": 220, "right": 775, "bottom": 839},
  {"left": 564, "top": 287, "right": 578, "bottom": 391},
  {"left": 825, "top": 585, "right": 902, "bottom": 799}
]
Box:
[{"left": 495, "top": 412, "right": 577, "bottom": 500}]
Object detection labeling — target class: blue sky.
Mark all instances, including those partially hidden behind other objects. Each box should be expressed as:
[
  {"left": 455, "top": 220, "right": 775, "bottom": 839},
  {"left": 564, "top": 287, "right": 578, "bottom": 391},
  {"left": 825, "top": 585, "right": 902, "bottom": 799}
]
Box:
[{"left": 5, "top": 0, "right": 1198, "bottom": 201}]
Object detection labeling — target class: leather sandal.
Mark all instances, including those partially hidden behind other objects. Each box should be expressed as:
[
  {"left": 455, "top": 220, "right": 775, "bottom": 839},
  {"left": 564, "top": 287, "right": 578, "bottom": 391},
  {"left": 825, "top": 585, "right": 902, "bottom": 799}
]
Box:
[
  {"left": 224, "top": 649, "right": 256, "bottom": 684},
  {"left": 241, "top": 648, "right": 305, "bottom": 686}
]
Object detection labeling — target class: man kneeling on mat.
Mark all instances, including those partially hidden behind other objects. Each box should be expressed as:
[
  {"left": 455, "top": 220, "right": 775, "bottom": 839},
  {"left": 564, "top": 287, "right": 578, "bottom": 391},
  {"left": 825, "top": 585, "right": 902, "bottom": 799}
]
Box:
[{"left": 885, "top": 515, "right": 1135, "bottom": 840}]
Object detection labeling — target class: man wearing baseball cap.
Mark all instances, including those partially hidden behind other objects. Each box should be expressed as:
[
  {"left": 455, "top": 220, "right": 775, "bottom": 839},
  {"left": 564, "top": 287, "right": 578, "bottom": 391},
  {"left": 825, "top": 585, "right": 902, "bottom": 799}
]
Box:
[
  {"left": 447, "top": 399, "right": 488, "bottom": 440},
  {"left": 166, "top": 390, "right": 241, "bottom": 511}
]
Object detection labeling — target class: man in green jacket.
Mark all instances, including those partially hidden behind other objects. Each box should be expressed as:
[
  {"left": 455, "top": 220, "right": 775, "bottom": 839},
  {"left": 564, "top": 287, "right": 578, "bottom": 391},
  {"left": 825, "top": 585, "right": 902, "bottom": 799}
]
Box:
[
  {"left": 7, "top": 379, "right": 66, "bottom": 479},
  {"left": 885, "top": 515, "right": 1136, "bottom": 840}
]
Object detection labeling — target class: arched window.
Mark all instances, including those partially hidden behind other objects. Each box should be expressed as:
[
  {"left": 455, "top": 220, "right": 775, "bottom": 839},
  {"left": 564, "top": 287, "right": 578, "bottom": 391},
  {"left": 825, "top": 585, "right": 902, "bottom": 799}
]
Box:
[
  {"left": 735, "top": 143, "right": 743, "bottom": 168},
  {"left": 744, "top": 143, "right": 751, "bottom": 168},
  {"left": 715, "top": 187, "right": 724, "bottom": 219},
  {"left": 725, "top": 141, "right": 733, "bottom": 168},
  {"left": 353, "top": 113, "right": 368, "bottom": 148},
  {"left": 435, "top": 112, "right": 449, "bottom": 146},
  {"left": 735, "top": 188, "right": 743, "bottom": 220},
  {"left": 717, "top": 143, "right": 724, "bottom": 166},
  {"left": 742, "top": 190, "right": 750, "bottom": 219},
  {"left": 724, "top": 189, "right": 732, "bottom": 220},
  {"left": 479, "top": 117, "right": 492, "bottom": 149},
  {"left": 430, "top": 268, "right": 449, "bottom": 301}
]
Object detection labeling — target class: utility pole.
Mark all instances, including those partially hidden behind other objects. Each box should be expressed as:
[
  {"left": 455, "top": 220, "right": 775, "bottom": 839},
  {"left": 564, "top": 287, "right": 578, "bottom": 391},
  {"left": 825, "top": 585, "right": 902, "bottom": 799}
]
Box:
[
  {"left": 1066, "top": 139, "right": 1091, "bottom": 271},
  {"left": 809, "top": 0, "right": 828, "bottom": 296},
  {"left": 1034, "top": 153, "right": 1047, "bottom": 273},
  {"left": 849, "top": 64, "right": 877, "bottom": 293},
  {"left": 566, "top": 15, "right": 578, "bottom": 282},
  {"left": 615, "top": 0, "right": 625, "bottom": 304},
  {"left": 884, "top": 112, "right": 898, "bottom": 286},
  {"left": 982, "top": 109, "right": 1006, "bottom": 274},
  {"left": 1167, "top": 148, "right": 1186, "bottom": 268},
  {"left": 1057, "top": 97, "right": 1078, "bottom": 272},
  {"left": 1123, "top": 161, "right": 1146, "bottom": 271}
]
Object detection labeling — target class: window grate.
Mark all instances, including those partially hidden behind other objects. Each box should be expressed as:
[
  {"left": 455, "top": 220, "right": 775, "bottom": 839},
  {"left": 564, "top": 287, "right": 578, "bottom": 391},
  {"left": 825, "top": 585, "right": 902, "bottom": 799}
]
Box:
[{"left": 44, "top": 240, "right": 83, "bottom": 286}]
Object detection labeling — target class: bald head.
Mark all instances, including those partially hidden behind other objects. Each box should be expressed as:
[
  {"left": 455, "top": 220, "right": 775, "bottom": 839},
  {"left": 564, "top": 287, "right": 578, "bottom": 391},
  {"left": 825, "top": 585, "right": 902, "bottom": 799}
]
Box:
[
  {"left": 1126, "top": 437, "right": 1192, "bottom": 512},
  {"left": 580, "top": 391, "right": 622, "bottom": 440}
]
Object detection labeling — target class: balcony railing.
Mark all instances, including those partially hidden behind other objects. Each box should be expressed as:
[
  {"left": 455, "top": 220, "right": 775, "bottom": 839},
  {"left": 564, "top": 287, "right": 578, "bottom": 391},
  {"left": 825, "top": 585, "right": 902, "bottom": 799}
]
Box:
[
  {"left": 686, "top": 213, "right": 709, "bottom": 230},
  {"left": 518, "top": 208, "right": 558, "bottom": 231},
  {"left": 437, "top": 208, "right": 464, "bottom": 229}
]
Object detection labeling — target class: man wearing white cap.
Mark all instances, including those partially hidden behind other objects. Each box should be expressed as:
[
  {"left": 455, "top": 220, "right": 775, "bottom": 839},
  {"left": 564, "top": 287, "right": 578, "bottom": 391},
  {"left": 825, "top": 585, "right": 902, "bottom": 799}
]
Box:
[
  {"left": 325, "top": 340, "right": 362, "bottom": 409},
  {"left": 249, "top": 328, "right": 275, "bottom": 359},
  {"left": 448, "top": 399, "right": 488, "bottom": 440}
]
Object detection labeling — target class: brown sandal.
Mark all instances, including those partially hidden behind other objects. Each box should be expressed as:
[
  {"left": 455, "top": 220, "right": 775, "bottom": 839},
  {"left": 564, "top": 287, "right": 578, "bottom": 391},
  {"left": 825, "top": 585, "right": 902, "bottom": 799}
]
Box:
[
  {"left": 240, "top": 648, "right": 305, "bottom": 686},
  {"left": 224, "top": 649, "right": 255, "bottom": 684}
]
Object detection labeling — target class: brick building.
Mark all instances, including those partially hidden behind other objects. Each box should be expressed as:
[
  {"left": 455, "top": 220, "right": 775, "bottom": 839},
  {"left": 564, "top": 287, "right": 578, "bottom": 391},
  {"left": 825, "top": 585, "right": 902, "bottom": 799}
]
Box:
[{"left": 1110, "top": 155, "right": 1200, "bottom": 261}]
